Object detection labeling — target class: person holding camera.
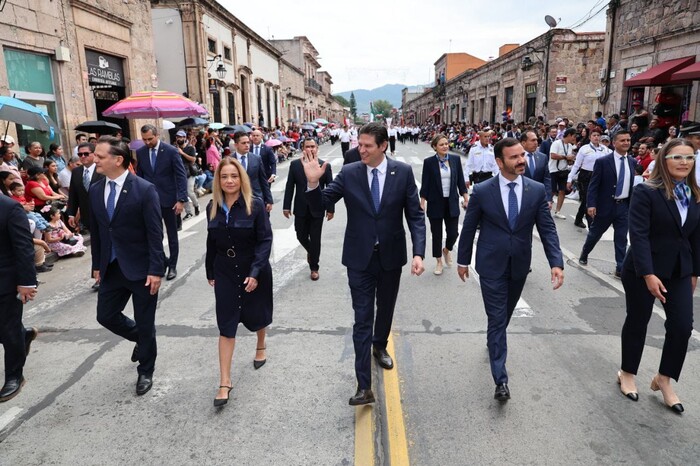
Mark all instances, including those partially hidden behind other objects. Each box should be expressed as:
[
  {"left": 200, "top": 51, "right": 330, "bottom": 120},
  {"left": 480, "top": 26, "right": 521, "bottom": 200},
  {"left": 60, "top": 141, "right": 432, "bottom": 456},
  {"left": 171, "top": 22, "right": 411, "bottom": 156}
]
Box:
[
  {"left": 175, "top": 130, "right": 201, "bottom": 218},
  {"left": 548, "top": 128, "right": 577, "bottom": 219}
]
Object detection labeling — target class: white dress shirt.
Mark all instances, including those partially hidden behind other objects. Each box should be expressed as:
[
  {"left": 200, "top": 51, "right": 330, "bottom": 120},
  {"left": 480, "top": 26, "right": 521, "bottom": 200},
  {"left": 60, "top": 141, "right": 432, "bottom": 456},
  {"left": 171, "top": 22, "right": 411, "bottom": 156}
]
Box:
[
  {"left": 339, "top": 130, "right": 351, "bottom": 143},
  {"left": 103, "top": 169, "right": 130, "bottom": 208},
  {"left": 613, "top": 151, "right": 632, "bottom": 200},
  {"left": 366, "top": 156, "right": 388, "bottom": 201},
  {"left": 465, "top": 143, "right": 497, "bottom": 175},
  {"left": 437, "top": 156, "right": 451, "bottom": 197},
  {"left": 83, "top": 163, "right": 96, "bottom": 183},
  {"left": 695, "top": 149, "right": 700, "bottom": 187},
  {"left": 548, "top": 139, "right": 573, "bottom": 173},
  {"left": 675, "top": 198, "right": 688, "bottom": 226},
  {"left": 568, "top": 143, "right": 609, "bottom": 182},
  {"left": 498, "top": 173, "right": 522, "bottom": 219}
]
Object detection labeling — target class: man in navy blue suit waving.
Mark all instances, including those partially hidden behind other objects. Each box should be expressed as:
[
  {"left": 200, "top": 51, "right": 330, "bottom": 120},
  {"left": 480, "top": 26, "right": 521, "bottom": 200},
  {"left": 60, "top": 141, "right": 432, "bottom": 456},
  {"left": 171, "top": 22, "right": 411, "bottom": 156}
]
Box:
[
  {"left": 91, "top": 136, "right": 165, "bottom": 396},
  {"left": 302, "top": 122, "right": 426, "bottom": 406},
  {"left": 136, "top": 124, "right": 188, "bottom": 280},
  {"left": 457, "top": 137, "right": 564, "bottom": 402}
]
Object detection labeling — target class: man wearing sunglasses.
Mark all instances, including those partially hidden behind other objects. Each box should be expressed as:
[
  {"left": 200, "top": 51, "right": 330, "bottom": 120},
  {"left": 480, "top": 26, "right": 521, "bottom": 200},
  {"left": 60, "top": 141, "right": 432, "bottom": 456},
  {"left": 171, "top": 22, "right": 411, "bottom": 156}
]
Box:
[{"left": 67, "top": 142, "right": 105, "bottom": 236}]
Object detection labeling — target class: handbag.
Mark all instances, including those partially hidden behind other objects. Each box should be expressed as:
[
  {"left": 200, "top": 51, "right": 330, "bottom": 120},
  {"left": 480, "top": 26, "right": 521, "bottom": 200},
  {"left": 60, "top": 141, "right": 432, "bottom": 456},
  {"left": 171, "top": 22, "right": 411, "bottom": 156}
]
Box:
[{"left": 61, "top": 236, "right": 78, "bottom": 246}]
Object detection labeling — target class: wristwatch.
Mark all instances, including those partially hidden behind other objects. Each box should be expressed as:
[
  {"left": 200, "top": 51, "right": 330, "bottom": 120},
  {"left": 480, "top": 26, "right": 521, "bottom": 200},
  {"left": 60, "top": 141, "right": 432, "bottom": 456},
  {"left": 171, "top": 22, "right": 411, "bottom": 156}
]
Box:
[{"left": 178, "top": 198, "right": 187, "bottom": 203}]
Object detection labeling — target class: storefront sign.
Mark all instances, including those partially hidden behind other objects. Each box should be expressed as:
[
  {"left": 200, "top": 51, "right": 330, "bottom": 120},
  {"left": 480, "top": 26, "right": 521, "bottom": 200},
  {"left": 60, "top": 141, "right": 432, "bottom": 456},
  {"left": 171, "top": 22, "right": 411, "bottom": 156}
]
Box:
[
  {"left": 85, "top": 50, "right": 124, "bottom": 87},
  {"left": 625, "top": 66, "right": 648, "bottom": 81},
  {"left": 555, "top": 76, "right": 567, "bottom": 85},
  {"left": 93, "top": 90, "right": 119, "bottom": 101},
  {"left": 555, "top": 86, "right": 567, "bottom": 94}
]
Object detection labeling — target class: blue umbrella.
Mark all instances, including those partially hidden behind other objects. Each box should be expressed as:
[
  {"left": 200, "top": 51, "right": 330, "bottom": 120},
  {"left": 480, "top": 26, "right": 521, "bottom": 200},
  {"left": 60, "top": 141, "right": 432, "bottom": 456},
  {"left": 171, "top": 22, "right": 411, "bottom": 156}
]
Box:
[
  {"left": 0, "top": 95, "right": 57, "bottom": 138},
  {"left": 176, "top": 117, "right": 209, "bottom": 127},
  {"left": 221, "top": 125, "right": 251, "bottom": 134}
]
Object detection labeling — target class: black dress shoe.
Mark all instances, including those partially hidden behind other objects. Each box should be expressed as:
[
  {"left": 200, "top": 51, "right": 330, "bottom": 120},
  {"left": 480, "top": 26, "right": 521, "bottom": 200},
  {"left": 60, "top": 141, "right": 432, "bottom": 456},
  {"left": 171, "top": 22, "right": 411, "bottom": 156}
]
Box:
[
  {"left": 372, "top": 347, "right": 394, "bottom": 370},
  {"left": 166, "top": 267, "right": 177, "bottom": 280},
  {"left": 214, "top": 385, "right": 233, "bottom": 407},
  {"left": 36, "top": 264, "right": 52, "bottom": 273},
  {"left": 131, "top": 344, "right": 139, "bottom": 363},
  {"left": 25, "top": 327, "right": 38, "bottom": 356},
  {"left": 136, "top": 374, "right": 152, "bottom": 396},
  {"left": 578, "top": 256, "right": 588, "bottom": 266},
  {"left": 614, "top": 270, "right": 622, "bottom": 279},
  {"left": 195, "top": 206, "right": 200, "bottom": 216},
  {"left": 0, "top": 377, "right": 26, "bottom": 402},
  {"left": 574, "top": 221, "right": 587, "bottom": 228},
  {"left": 91, "top": 282, "right": 100, "bottom": 291},
  {"left": 183, "top": 213, "right": 194, "bottom": 220},
  {"left": 494, "top": 383, "right": 510, "bottom": 401},
  {"left": 349, "top": 388, "right": 375, "bottom": 406}
]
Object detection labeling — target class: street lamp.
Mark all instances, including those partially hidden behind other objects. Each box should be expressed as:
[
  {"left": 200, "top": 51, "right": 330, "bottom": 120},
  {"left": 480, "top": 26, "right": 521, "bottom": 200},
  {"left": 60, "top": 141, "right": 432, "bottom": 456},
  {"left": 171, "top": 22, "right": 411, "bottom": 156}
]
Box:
[{"left": 207, "top": 54, "right": 226, "bottom": 80}]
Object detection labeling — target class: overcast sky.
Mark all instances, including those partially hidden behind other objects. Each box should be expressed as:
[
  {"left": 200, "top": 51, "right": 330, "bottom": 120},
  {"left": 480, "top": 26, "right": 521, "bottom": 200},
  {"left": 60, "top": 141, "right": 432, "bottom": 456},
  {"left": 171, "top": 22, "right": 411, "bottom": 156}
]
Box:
[{"left": 222, "top": 0, "right": 609, "bottom": 93}]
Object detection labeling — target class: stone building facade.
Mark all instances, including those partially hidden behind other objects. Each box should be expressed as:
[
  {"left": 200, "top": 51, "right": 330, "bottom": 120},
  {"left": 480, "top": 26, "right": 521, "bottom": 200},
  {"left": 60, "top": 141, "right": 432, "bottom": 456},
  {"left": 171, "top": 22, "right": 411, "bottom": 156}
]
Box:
[
  {"left": 0, "top": 0, "right": 157, "bottom": 147},
  {"left": 279, "top": 58, "right": 305, "bottom": 124},
  {"left": 404, "top": 29, "right": 606, "bottom": 126},
  {"left": 600, "top": 0, "right": 700, "bottom": 126},
  {"left": 151, "top": 0, "right": 282, "bottom": 127}
]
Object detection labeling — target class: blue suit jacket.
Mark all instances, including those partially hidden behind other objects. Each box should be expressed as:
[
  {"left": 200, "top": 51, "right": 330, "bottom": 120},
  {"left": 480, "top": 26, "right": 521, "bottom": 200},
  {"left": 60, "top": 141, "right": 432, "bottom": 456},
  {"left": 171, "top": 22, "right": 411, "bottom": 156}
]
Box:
[
  {"left": 587, "top": 153, "right": 637, "bottom": 219},
  {"left": 252, "top": 144, "right": 277, "bottom": 178},
  {"left": 457, "top": 175, "right": 564, "bottom": 280},
  {"left": 89, "top": 173, "right": 165, "bottom": 281},
  {"left": 523, "top": 150, "right": 551, "bottom": 189},
  {"left": 307, "top": 158, "right": 426, "bottom": 271},
  {"left": 136, "top": 142, "right": 188, "bottom": 207},
  {"left": 244, "top": 152, "right": 274, "bottom": 205},
  {"left": 419, "top": 154, "right": 467, "bottom": 218},
  {"left": 623, "top": 183, "right": 700, "bottom": 279}
]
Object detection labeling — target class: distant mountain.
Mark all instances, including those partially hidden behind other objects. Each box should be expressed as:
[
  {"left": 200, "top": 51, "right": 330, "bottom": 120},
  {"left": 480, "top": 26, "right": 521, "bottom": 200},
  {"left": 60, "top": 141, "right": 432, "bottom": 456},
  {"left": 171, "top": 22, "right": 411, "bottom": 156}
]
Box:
[{"left": 334, "top": 84, "right": 406, "bottom": 114}]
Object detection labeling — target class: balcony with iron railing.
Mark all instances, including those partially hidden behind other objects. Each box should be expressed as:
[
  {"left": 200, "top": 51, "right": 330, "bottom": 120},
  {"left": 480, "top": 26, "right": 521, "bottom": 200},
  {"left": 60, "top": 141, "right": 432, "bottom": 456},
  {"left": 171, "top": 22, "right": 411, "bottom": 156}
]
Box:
[{"left": 306, "top": 78, "right": 323, "bottom": 93}]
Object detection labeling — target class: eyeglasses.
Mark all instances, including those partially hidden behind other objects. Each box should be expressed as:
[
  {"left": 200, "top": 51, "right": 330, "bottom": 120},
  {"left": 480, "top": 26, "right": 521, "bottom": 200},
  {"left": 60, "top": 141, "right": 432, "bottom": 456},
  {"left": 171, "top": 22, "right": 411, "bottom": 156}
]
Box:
[
  {"left": 665, "top": 154, "right": 696, "bottom": 161},
  {"left": 77, "top": 152, "right": 91, "bottom": 157}
]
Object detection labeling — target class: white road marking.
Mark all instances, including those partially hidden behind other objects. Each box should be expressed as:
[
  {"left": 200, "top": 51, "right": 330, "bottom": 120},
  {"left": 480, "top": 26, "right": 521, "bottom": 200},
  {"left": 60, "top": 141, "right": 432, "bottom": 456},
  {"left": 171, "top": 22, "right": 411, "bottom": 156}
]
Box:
[
  {"left": 396, "top": 156, "right": 407, "bottom": 163},
  {"left": 410, "top": 156, "right": 422, "bottom": 165},
  {"left": 271, "top": 176, "right": 287, "bottom": 192},
  {"left": 270, "top": 223, "right": 300, "bottom": 264},
  {"left": 0, "top": 407, "right": 22, "bottom": 432}
]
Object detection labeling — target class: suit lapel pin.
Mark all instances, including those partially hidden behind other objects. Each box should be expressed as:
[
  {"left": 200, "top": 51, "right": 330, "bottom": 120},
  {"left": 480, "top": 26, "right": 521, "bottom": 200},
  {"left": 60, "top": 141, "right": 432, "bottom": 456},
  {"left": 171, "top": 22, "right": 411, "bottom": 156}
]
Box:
[
  {"left": 122, "top": 189, "right": 127, "bottom": 194},
  {"left": 390, "top": 171, "right": 396, "bottom": 175}
]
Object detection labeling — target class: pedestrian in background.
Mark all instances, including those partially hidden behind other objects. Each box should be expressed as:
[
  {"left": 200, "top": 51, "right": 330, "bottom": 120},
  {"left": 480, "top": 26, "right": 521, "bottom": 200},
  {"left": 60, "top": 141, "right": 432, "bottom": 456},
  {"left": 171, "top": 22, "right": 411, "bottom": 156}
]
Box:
[
  {"left": 206, "top": 157, "right": 273, "bottom": 407},
  {"left": 420, "top": 133, "right": 468, "bottom": 276},
  {"left": 618, "top": 139, "right": 700, "bottom": 414}
]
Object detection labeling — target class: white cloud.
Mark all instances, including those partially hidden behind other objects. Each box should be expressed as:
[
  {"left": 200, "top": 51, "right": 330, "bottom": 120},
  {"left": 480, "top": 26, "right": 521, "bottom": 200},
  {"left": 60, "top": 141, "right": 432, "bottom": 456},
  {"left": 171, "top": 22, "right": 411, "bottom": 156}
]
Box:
[{"left": 219, "top": 0, "right": 608, "bottom": 92}]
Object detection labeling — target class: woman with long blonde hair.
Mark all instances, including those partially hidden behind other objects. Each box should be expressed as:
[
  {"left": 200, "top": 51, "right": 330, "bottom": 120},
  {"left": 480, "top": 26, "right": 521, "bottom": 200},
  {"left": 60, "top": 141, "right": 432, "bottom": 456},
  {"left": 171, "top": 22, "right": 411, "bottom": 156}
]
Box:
[
  {"left": 618, "top": 139, "right": 700, "bottom": 414},
  {"left": 205, "top": 157, "right": 273, "bottom": 407}
]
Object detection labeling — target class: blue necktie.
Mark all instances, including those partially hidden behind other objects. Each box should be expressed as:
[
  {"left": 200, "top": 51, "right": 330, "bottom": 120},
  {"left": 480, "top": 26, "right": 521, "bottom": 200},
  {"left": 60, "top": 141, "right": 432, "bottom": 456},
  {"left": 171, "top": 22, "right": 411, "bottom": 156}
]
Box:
[
  {"left": 107, "top": 181, "right": 117, "bottom": 261},
  {"left": 615, "top": 156, "right": 626, "bottom": 197},
  {"left": 241, "top": 155, "right": 247, "bottom": 170},
  {"left": 674, "top": 180, "right": 691, "bottom": 208},
  {"left": 528, "top": 153, "right": 536, "bottom": 175},
  {"left": 255, "top": 145, "right": 260, "bottom": 156},
  {"left": 371, "top": 168, "right": 380, "bottom": 213},
  {"left": 508, "top": 182, "right": 518, "bottom": 230},
  {"left": 150, "top": 148, "right": 157, "bottom": 171},
  {"left": 83, "top": 168, "right": 91, "bottom": 191}
]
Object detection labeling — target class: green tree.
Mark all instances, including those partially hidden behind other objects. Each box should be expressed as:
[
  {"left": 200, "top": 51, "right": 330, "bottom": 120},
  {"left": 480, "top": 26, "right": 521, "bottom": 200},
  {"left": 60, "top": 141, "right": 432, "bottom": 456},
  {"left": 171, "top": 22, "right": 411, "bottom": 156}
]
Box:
[
  {"left": 333, "top": 95, "right": 350, "bottom": 107},
  {"left": 373, "top": 99, "right": 393, "bottom": 118},
  {"left": 349, "top": 92, "right": 357, "bottom": 117}
]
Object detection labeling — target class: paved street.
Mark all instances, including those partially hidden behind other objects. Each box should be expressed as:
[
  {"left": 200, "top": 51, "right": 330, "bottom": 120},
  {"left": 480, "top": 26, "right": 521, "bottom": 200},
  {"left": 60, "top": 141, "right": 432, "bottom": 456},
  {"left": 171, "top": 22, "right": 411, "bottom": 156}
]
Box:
[{"left": 1, "top": 140, "right": 699, "bottom": 465}]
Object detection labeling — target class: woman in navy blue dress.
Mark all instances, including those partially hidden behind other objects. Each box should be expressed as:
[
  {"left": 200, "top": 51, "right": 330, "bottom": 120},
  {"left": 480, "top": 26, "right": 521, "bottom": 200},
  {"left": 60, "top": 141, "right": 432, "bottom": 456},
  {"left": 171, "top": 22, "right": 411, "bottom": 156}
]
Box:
[{"left": 205, "top": 157, "right": 273, "bottom": 407}]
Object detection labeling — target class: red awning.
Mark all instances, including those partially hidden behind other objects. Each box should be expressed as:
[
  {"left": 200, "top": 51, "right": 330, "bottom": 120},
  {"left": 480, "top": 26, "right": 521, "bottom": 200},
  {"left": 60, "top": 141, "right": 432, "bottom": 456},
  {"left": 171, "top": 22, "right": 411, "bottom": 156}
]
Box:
[
  {"left": 428, "top": 108, "right": 440, "bottom": 117},
  {"left": 623, "top": 56, "right": 695, "bottom": 87},
  {"left": 671, "top": 62, "right": 700, "bottom": 81}
]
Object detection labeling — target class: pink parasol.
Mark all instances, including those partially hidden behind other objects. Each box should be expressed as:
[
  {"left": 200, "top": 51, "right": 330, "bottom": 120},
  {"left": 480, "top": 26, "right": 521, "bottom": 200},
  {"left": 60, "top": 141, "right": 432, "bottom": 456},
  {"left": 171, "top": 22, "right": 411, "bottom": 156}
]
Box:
[
  {"left": 265, "top": 139, "right": 283, "bottom": 148},
  {"left": 102, "top": 91, "right": 207, "bottom": 119}
]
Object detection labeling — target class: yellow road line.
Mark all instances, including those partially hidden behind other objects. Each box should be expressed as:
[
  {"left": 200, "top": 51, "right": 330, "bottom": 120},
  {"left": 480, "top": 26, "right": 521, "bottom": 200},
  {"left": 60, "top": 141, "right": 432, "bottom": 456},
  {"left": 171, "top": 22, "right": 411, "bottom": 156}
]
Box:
[
  {"left": 354, "top": 404, "right": 374, "bottom": 466},
  {"left": 384, "top": 332, "right": 410, "bottom": 466}
]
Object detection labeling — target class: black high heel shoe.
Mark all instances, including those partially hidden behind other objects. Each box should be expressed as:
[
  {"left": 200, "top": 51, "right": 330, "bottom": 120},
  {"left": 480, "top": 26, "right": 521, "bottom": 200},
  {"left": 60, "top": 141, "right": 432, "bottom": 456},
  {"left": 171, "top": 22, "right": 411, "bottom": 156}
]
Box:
[
  {"left": 617, "top": 371, "right": 638, "bottom": 401},
  {"left": 214, "top": 385, "right": 232, "bottom": 407},
  {"left": 651, "top": 376, "right": 684, "bottom": 414},
  {"left": 254, "top": 347, "right": 266, "bottom": 370}
]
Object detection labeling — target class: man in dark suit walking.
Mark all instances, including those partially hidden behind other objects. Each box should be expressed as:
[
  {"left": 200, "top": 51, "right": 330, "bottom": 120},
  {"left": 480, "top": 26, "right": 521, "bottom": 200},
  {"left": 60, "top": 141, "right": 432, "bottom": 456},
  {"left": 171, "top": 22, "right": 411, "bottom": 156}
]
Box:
[
  {"left": 302, "top": 122, "right": 426, "bottom": 406},
  {"left": 250, "top": 129, "right": 277, "bottom": 184},
  {"left": 67, "top": 142, "right": 105, "bottom": 232},
  {"left": 283, "top": 138, "right": 334, "bottom": 280},
  {"left": 457, "top": 137, "right": 564, "bottom": 401},
  {"left": 136, "top": 124, "right": 188, "bottom": 280},
  {"left": 231, "top": 131, "right": 273, "bottom": 211},
  {"left": 0, "top": 195, "right": 38, "bottom": 402},
  {"left": 520, "top": 130, "right": 551, "bottom": 192},
  {"left": 578, "top": 130, "right": 636, "bottom": 277},
  {"left": 90, "top": 136, "right": 165, "bottom": 396},
  {"left": 343, "top": 147, "right": 361, "bottom": 165}
]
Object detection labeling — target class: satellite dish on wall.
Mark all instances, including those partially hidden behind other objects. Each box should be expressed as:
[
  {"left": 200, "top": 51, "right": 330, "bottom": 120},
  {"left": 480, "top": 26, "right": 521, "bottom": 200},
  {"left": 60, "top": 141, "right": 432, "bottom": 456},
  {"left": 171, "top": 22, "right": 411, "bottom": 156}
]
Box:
[{"left": 545, "top": 15, "right": 558, "bottom": 28}]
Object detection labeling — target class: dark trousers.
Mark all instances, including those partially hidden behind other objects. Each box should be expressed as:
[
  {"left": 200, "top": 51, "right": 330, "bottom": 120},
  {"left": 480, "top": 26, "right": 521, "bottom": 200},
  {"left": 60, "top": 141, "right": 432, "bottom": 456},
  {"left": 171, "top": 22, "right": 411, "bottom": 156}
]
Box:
[
  {"left": 341, "top": 142, "right": 350, "bottom": 157},
  {"left": 429, "top": 200, "right": 459, "bottom": 258},
  {"left": 161, "top": 206, "right": 178, "bottom": 267},
  {"left": 0, "top": 293, "right": 26, "bottom": 381},
  {"left": 96, "top": 261, "right": 158, "bottom": 376},
  {"left": 574, "top": 169, "right": 592, "bottom": 226},
  {"left": 621, "top": 271, "right": 693, "bottom": 381},
  {"left": 470, "top": 172, "right": 493, "bottom": 185},
  {"left": 580, "top": 201, "right": 629, "bottom": 272},
  {"left": 479, "top": 263, "right": 527, "bottom": 384},
  {"left": 294, "top": 214, "right": 323, "bottom": 271},
  {"left": 347, "top": 252, "right": 402, "bottom": 389},
  {"left": 389, "top": 136, "right": 396, "bottom": 153}
]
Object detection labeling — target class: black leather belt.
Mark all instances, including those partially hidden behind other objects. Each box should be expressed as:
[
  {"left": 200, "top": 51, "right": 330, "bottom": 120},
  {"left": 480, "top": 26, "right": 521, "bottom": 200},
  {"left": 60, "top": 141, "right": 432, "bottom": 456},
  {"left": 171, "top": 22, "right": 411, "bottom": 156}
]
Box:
[{"left": 615, "top": 198, "right": 629, "bottom": 204}]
